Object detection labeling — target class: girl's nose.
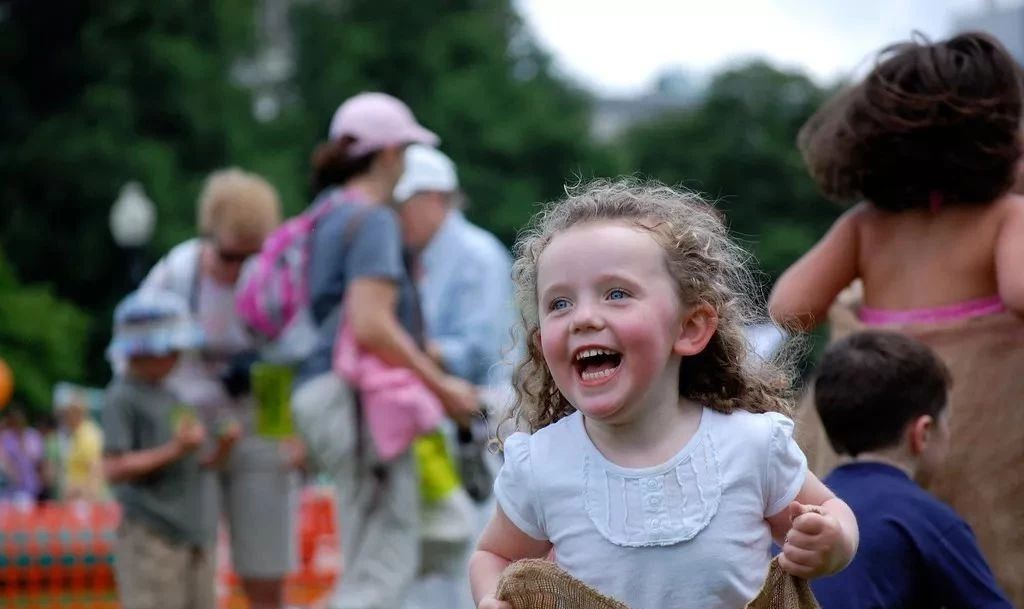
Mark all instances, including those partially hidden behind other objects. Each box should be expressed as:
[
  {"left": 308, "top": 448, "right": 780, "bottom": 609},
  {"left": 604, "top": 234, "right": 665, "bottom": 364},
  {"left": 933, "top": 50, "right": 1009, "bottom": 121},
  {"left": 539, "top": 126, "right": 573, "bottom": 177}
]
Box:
[{"left": 569, "top": 303, "right": 605, "bottom": 334}]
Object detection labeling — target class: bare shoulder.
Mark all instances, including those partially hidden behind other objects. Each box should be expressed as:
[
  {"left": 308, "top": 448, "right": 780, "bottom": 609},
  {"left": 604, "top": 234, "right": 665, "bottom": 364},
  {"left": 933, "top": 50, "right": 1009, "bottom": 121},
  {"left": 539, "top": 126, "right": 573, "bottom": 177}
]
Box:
[
  {"left": 996, "top": 193, "right": 1024, "bottom": 215},
  {"left": 846, "top": 201, "right": 874, "bottom": 218},
  {"left": 988, "top": 194, "right": 1024, "bottom": 235},
  {"left": 830, "top": 202, "right": 874, "bottom": 235},
  {"left": 994, "top": 194, "right": 1024, "bottom": 241}
]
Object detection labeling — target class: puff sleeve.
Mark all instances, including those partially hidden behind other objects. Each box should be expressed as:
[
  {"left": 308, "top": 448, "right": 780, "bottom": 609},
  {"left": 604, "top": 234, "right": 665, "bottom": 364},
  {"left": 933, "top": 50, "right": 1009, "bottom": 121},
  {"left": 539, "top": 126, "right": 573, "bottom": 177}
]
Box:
[
  {"left": 763, "top": 412, "right": 808, "bottom": 517},
  {"left": 493, "top": 432, "right": 547, "bottom": 540}
]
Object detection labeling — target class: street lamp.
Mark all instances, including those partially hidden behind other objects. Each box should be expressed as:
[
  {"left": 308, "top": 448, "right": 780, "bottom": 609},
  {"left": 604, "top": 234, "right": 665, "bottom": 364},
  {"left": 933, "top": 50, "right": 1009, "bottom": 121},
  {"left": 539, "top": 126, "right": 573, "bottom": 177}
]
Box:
[{"left": 109, "top": 182, "right": 156, "bottom": 287}]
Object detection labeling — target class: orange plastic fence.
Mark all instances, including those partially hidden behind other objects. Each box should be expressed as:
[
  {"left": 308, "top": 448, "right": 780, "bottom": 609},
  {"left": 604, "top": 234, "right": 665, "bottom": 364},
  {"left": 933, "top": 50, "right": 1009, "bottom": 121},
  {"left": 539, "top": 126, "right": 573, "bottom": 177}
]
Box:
[{"left": 0, "top": 486, "right": 339, "bottom": 609}]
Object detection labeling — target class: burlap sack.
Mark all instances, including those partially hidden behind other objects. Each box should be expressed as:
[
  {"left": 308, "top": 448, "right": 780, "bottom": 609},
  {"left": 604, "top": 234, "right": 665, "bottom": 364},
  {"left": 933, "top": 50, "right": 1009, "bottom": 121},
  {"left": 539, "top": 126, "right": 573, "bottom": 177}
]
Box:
[
  {"left": 793, "top": 283, "right": 1024, "bottom": 606},
  {"left": 495, "top": 557, "right": 819, "bottom": 609}
]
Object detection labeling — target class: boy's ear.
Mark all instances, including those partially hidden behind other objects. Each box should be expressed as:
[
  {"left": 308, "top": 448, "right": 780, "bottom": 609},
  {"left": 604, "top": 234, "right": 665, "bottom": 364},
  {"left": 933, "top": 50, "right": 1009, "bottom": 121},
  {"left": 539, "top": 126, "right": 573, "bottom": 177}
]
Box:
[
  {"left": 907, "top": 415, "right": 934, "bottom": 456},
  {"left": 674, "top": 303, "right": 719, "bottom": 357}
]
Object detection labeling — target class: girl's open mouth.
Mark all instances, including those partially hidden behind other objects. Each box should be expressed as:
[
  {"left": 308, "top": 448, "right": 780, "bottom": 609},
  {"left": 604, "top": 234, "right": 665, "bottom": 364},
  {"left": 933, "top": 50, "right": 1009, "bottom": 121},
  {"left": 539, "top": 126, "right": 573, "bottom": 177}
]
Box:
[{"left": 573, "top": 347, "right": 623, "bottom": 383}]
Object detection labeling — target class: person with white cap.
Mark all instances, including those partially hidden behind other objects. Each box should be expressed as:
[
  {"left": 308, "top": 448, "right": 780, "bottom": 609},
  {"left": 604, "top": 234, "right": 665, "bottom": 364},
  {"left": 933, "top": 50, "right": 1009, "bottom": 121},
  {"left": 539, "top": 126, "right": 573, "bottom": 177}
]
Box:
[
  {"left": 291, "top": 92, "right": 479, "bottom": 609},
  {"left": 394, "top": 146, "right": 520, "bottom": 609},
  {"left": 394, "top": 144, "right": 518, "bottom": 393}
]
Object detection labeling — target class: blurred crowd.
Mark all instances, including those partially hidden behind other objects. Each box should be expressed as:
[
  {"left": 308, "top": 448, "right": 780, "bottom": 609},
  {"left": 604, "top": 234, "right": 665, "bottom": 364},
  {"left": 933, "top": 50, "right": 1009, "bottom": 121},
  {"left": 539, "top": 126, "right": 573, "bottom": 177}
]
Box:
[
  {"left": 5, "top": 26, "right": 1024, "bottom": 609},
  {"left": 0, "top": 397, "right": 106, "bottom": 505}
]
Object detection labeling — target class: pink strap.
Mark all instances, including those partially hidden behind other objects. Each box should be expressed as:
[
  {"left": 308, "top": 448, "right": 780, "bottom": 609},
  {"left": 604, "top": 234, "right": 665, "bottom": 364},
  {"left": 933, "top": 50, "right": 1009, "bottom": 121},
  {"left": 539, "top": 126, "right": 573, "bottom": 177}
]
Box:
[{"left": 859, "top": 295, "right": 1006, "bottom": 326}]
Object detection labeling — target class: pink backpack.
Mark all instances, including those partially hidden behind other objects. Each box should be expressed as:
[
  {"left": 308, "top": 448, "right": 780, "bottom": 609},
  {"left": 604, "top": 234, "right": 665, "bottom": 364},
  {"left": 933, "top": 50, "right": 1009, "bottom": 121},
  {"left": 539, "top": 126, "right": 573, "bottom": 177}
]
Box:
[{"left": 236, "top": 189, "right": 350, "bottom": 364}]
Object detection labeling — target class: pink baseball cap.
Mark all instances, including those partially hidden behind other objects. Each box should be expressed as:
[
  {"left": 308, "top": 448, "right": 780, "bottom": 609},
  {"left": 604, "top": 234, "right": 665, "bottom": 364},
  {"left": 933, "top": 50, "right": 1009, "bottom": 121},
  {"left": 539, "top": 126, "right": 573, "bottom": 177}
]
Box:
[{"left": 328, "top": 92, "right": 440, "bottom": 157}]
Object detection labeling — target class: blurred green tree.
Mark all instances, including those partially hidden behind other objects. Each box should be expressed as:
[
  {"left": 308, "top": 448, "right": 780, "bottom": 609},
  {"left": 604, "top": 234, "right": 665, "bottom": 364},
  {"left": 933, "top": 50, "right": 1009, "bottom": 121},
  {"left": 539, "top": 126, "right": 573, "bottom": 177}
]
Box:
[
  {"left": 0, "top": 0, "right": 605, "bottom": 397},
  {"left": 0, "top": 248, "right": 88, "bottom": 412},
  {"left": 286, "top": 0, "right": 606, "bottom": 244},
  {"left": 0, "top": 0, "right": 263, "bottom": 391},
  {"left": 618, "top": 61, "right": 839, "bottom": 280},
  {"left": 0, "top": 1, "right": 842, "bottom": 400}
]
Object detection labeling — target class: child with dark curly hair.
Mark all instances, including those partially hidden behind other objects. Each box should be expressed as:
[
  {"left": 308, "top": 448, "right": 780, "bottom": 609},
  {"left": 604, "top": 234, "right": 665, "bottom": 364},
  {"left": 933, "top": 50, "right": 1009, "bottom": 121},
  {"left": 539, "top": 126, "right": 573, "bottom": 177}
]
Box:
[
  {"left": 769, "top": 32, "right": 1024, "bottom": 607},
  {"left": 770, "top": 32, "right": 1024, "bottom": 330}
]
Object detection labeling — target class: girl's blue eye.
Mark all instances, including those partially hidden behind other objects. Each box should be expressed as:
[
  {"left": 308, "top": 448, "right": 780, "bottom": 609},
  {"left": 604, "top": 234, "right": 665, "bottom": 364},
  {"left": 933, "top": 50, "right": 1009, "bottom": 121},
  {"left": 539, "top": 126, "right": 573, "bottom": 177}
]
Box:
[
  {"left": 608, "top": 289, "right": 629, "bottom": 300},
  {"left": 550, "top": 298, "right": 570, "bottom": 311}
]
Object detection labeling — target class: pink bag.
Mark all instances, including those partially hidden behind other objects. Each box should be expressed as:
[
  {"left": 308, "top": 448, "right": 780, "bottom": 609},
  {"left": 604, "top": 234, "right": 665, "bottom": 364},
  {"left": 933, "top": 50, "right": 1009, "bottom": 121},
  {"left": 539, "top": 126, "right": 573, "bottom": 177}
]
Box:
[
  {"left": 236, "top": 188, "right": 353, "bottom": 363},
  {"left": 332, "top": 320, "right": 445, "bottom": 461}
]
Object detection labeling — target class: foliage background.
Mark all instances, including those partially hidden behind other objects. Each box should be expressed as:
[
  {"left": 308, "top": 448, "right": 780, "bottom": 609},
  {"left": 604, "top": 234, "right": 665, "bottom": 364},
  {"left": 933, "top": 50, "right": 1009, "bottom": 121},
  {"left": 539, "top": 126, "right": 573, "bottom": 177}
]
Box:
[{"left": 0, "top": 0, "right": 838, "bottom": 413}]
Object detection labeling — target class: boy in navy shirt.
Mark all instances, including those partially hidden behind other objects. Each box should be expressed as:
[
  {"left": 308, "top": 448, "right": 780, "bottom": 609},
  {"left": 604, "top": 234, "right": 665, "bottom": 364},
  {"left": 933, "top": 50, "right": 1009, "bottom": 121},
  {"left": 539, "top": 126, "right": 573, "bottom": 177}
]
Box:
[{"left": 810, "top": 331, "right": 1013, "bottom": 609}]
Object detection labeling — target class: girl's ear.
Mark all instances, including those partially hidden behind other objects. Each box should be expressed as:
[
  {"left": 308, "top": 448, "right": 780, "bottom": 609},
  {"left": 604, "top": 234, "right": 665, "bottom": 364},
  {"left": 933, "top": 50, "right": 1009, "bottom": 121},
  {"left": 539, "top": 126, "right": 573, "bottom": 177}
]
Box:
[
  {"left": 533, "top": 331, "right": 543, "bottom": 352},
  {"left": 673, "top": 303, "right": 718, "bottom": 357}
]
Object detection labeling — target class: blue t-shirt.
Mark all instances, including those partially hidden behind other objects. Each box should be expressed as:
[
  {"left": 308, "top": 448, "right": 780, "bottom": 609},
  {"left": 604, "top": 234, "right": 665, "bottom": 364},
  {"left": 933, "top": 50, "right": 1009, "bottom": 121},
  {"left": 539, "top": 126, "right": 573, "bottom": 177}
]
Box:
[
  {"left": 812, "top": 462, "right": 1012, "bottom": 609},
  {"left": 298, "top": 193, "right": 421, "bottom": 383}
]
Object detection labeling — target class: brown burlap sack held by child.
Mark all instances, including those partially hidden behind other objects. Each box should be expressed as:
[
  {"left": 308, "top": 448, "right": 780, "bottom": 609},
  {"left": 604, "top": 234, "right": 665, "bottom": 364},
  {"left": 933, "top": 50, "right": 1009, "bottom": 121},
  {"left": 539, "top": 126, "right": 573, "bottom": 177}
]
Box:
[
  {"left": 496, "top": 557, "right": 819, "bottom": 609},
  {"left": 792, "top": 282, "right": 1024, "bottom": 607}
]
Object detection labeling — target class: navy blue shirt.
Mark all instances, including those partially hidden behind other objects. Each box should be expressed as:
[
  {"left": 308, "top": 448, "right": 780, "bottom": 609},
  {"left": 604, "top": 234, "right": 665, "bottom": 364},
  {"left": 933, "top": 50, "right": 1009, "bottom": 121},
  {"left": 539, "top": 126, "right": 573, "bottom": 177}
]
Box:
[{"left": 812, "top": 462, "right": 1012, "bottom": 609}]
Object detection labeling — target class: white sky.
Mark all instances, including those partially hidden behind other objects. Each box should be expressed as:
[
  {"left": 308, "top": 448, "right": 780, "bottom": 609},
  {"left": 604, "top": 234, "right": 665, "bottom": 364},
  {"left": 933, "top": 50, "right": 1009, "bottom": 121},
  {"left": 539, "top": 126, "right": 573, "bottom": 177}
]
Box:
[{"left": 516, "top": 0, "right": 1008, "bottom": 94}]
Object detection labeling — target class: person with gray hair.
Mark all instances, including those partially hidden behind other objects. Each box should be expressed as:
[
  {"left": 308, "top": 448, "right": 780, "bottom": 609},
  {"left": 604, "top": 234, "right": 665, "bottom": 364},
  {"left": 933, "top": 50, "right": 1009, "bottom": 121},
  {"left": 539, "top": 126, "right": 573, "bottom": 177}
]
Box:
[
  {"left": 394, "top": 145, "right": 520, "bottom": 609},
  {"left": 394, "top": 144, "right": 518, "bottom": 395},
  {"left": 138, "top": 168, "right": 299, "bottom": 609}
]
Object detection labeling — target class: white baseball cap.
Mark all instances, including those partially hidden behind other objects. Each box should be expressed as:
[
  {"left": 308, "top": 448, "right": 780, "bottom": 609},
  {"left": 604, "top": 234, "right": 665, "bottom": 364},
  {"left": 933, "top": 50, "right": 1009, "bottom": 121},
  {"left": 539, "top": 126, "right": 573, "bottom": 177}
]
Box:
[{"left": 393, "top": 144, "right": 459, "bottom": 203}]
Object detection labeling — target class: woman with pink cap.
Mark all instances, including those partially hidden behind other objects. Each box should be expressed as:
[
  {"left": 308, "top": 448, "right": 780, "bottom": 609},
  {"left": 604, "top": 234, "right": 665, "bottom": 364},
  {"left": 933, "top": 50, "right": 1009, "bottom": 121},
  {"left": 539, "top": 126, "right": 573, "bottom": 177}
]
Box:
[{"left": 292, "top": 92, "right": 479, "bottom": 609}]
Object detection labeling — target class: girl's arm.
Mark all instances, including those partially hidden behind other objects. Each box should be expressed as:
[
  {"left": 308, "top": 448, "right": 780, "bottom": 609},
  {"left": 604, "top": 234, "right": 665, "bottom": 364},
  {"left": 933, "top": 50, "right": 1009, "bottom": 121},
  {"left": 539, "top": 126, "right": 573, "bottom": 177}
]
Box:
[
  {"left": 766, "top": 471, "right": 859, "bottom": 579},
  {"left": 996, "top": 195, "right": 1024, "bottom": 316},
  {"left": 470, "top": 505, "right": 553, "bottom": 609},
  {"left": 768, "top": 206, "right": 864, "bottom": 332},
  {"left": 346, "top": 277, "right": 479, "bottom": 426}
]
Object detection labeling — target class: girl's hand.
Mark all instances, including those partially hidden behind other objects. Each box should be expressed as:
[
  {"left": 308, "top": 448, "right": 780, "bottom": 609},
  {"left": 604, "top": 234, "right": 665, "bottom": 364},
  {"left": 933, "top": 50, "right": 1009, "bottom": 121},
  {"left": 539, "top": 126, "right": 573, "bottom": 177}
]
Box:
[
  {"left": 478, "top": 595, "right": 512, "bottom": 609},
  {"left": 438, "top": 375, "right": 481, "bottom": 427},
  {"left": 779, "top": 502, "right": 846, "bottom": 579}
]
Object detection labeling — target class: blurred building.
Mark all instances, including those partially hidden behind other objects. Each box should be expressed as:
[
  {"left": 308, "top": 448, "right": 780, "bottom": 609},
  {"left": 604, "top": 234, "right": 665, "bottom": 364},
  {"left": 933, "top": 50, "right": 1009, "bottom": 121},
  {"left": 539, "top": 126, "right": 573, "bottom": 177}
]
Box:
[
  {"left": 953, "top": 1, "right": 1024, "bottom": 63},
  {"left": 590, "top": 69, "right": 704, "bottom": 141},
  {"left": 232, "top": 0, "right": 298, "bottom": 122}
]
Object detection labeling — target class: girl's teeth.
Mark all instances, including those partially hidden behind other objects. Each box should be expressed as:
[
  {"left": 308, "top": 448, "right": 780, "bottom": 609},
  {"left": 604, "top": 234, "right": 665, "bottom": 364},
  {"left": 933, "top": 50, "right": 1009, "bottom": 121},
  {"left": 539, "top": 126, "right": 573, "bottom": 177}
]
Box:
[
  {"left": 581, "top": 368, "right": 616, "bottom": 381},
  {"left": 576, "top": 348, "right": 616, "bottom": 360}
]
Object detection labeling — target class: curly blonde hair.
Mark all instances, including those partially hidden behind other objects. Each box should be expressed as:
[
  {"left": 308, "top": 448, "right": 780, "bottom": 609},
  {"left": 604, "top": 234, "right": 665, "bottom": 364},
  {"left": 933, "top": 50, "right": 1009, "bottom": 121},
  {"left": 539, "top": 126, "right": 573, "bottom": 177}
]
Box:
[
  {"left": 503, "top": 179, "right": 797, "bottom": 438},
  {"left": 198, "top": 168, "right": 282, "bottom": 246}
]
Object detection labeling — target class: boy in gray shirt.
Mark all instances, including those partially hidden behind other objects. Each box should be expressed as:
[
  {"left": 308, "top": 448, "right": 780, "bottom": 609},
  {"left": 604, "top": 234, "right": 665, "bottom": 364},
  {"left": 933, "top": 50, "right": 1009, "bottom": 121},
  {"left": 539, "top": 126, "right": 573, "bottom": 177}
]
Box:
[{"left": 102, "top": 289, "right": 217, "bottom": 609}]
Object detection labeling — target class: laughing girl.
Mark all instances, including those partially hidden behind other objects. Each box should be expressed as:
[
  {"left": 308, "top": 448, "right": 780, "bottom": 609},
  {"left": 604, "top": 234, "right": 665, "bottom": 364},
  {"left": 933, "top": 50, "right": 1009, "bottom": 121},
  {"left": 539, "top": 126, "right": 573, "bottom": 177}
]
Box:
[{"left": 469, "top": 181, "right": 858, "bottom": 609}]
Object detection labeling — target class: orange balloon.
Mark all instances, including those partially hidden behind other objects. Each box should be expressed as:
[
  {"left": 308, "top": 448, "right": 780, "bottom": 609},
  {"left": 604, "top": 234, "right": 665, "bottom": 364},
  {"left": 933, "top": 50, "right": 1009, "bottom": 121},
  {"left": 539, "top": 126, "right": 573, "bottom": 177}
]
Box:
[{"left": 0, "top": 358, "right": 12, "bottom": 410}]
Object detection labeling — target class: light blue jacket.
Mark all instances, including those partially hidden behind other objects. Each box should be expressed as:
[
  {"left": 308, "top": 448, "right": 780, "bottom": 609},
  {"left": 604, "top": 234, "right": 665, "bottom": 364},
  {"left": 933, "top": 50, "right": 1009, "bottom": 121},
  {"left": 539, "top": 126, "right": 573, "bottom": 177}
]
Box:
[{"left": 417, "top": 211, "right": 521, "bottom": 388}]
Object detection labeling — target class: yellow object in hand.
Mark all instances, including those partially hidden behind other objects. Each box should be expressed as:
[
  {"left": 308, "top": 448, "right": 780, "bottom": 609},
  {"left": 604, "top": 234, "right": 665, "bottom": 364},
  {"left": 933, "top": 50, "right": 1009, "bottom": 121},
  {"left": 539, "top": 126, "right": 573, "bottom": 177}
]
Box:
[
  {"left": 171, "top": 404, "right": 198, "bottom": 433},
  {"left": 415, "top": 430, "right": 461, "bottom": 504}
]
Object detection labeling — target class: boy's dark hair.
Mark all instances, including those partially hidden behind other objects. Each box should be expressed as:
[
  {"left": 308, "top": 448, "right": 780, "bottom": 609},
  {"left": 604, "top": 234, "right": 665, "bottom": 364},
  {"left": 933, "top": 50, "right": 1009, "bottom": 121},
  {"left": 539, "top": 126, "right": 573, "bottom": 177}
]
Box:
[
  {"left": 814, "top": 331, "right": 951, "bottom": 456},
  {"left": 799, "top": 32, "right": 1023, "bottom": 211}
]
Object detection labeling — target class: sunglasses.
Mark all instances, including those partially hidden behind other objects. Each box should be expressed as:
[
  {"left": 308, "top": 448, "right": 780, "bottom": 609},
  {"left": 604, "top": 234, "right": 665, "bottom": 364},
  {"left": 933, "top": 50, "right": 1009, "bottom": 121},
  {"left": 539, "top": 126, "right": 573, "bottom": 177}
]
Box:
[
  {"left": 216, "top": 248, "right": 254, "bottom": 264},
  {"left": 206, "top": 238, "right": 258, "bottom": 265}
]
